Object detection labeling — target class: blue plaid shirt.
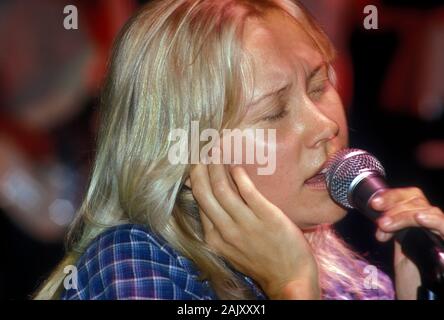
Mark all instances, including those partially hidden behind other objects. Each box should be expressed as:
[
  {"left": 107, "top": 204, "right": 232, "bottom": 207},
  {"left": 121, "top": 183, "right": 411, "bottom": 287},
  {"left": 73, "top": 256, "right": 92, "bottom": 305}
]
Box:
[
  {"left": 60, "top": 223, "right": 394, "bottom": 300},
  {"left": 60, "top": 224, "right": 267, "bottom": 300}
]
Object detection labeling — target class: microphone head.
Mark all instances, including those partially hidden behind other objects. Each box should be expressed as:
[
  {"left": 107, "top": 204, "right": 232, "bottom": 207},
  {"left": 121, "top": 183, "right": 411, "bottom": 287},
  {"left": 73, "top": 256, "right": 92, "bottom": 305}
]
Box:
[{"left": 324, "top": 148, "right": 386, "bottom": 209}]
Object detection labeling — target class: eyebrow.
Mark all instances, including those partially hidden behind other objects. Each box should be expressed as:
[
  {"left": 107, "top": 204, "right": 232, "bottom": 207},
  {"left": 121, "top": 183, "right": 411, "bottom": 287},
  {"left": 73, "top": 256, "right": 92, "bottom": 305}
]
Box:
[
  {"left": 247, "top": 63, "right": 328, "bottom": 108},
  {"left": 307, "top": 63, "right": 327, "bottom": 83},
  {"left": 248, "top": 83, "right": 291, "bottom": 108}
]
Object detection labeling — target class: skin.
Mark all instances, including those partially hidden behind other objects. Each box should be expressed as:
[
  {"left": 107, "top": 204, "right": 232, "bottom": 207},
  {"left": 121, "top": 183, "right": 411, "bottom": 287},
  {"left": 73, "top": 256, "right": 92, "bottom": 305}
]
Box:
[
  {"left": 236, "top": 11, "right": 348, "bottom": 230},
  {"left": 188, "top": 10, "right": 444, "bottom": 300}
]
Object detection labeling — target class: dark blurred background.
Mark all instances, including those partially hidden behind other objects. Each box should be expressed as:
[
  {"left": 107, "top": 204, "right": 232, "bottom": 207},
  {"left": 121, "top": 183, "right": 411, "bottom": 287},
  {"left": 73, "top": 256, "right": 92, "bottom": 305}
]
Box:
[{"left": 0, "top": 0, "right": 443, "bottom": 299}]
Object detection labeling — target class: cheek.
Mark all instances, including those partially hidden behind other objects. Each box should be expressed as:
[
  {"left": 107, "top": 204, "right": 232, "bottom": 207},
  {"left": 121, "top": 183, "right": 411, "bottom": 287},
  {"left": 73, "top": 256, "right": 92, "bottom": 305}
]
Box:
[
  {"left": 239, "top": 129, "right": 303, "bottom": 212},
  {"left": 230, "top": 115, "right": 348, "bottom": 228}
]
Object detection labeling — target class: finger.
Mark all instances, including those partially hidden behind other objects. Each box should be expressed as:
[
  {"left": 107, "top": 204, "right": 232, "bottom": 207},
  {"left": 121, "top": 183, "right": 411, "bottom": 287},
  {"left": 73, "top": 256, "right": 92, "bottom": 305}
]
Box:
[
  {"left": 415, "top": 209, "right": 444, "bottom": 238},
  {"left": 208, "top": 160, "right": 256, "bottom": 224},
  {"left": 378, "top": 200, "right": 427, "bottom": 218},
  {"left": 189, "top": 164, "right": 234, "bottom": 229},
  {"left": 230, "top": 165, "right": 279, "bottom": 220},
  {"left": 377, "top": 209, "right": 424, "bottom": 232},
  {"left": 198, "top": 208, "right": 214, "bottom": 234},
  {"left": 371, "top": 187, "right": 427, "bottom": 211},
  {"left": 199, "top": 208, "right": 221, "bottom": 250},
  {"left": 199, "top": 209, "right": 245, "bottom": 261},
  {"left": 375, "top": 197, "right": 429, "bottom": 227},
  {"left": 375, "top": 228, "right": 394, "bottom": 242}
]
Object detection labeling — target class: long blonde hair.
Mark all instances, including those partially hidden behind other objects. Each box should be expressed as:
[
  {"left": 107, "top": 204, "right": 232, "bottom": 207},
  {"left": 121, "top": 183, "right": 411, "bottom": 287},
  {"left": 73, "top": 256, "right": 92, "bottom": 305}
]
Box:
[{"left": 35, "top": 0, "right": 392, "bottom": 300}]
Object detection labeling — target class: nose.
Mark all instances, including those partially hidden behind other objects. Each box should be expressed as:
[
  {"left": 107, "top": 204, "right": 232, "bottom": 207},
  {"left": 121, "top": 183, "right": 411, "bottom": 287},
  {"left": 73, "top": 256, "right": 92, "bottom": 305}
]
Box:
[{"left": 304, "top": 104, "right": 340, "bottom": 149}]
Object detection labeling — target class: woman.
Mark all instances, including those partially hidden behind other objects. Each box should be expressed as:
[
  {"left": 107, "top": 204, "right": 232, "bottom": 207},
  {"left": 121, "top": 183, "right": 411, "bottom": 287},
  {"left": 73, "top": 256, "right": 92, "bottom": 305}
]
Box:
[{"left": 35, "top": 0, "right": 444, "bottom": 300}]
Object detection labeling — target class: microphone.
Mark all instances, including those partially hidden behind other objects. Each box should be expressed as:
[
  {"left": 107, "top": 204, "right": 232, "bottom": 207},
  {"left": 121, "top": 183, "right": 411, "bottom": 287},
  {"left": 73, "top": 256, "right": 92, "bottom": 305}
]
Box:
[{"left": 324, "top": 148, "right": 444, "bottom": 300}]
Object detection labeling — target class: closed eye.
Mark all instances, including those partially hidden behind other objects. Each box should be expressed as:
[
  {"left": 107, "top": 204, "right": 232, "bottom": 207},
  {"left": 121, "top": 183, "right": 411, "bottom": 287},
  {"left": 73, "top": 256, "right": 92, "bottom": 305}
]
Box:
[
  {"left": 263, "top": 108, "right": 289, "bottom": 122},
  {"left": 307, "top": 63, "right": 330, "bottom": 101},
  {"left": 308, "top": 79, "right": 328, "bottom": 100}
]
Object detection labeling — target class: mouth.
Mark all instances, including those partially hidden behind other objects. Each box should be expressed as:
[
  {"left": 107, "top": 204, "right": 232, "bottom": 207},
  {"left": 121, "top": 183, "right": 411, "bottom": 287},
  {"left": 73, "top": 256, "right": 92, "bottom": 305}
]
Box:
[{"left": 303, "top": 162, "right": 329, "bottom": 190}]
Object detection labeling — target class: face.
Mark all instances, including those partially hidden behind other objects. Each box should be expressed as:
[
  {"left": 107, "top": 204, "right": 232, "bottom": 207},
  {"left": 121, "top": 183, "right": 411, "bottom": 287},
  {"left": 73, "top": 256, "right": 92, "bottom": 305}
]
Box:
[{"left": 230, "top": 10, "right": 348, "bottom": 230}]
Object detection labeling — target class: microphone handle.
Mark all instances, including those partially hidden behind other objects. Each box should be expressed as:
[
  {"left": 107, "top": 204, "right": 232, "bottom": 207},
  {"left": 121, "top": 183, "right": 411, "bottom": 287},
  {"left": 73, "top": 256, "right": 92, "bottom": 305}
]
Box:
[{"left": 352, "top": 175, "right": 444, "bottom": 300}]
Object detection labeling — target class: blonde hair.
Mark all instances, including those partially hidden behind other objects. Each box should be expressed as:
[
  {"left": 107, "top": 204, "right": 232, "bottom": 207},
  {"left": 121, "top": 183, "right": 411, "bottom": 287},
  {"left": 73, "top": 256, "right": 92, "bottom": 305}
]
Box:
[{"left": 35, "top": 0, "right": 391, "bottom": 300}]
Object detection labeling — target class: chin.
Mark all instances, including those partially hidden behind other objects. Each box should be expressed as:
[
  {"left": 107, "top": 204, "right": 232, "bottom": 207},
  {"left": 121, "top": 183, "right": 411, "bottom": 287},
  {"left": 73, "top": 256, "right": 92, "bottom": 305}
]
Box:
[
  {"left": 324, "top": 204, "right": 348, "bottom": 224},
  {"left": 296, "top": 201, "right": 348, "bottom": 230}
]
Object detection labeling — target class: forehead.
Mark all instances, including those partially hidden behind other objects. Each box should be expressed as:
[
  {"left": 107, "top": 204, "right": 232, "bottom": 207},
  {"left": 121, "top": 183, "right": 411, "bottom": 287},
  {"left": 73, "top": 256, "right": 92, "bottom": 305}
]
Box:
[{"left": 242, "top": 10, "right": 324, "bottom": 86}]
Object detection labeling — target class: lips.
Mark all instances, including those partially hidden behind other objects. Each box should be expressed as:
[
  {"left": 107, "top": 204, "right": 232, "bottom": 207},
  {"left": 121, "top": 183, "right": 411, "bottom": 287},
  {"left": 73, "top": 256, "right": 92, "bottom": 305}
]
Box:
[
  {"left": 303, "top": 150, "right": 345, "bottom": 189},
  {"left": 305, "top": 162, "right": 328, "bottom": 181},
  {"left": 304, "top": 163, "right": 328, "bottom": 189},
  {"left": 305, "top": 171, "right": 326, "bottom": 183}
]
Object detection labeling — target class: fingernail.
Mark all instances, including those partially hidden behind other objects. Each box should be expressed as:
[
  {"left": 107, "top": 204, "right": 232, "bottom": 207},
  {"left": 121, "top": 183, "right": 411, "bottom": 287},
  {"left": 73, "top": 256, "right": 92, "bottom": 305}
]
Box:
[
  {"left": 379, "top": 217, "right": 392, "bottom": 227},
  {"left": 415, "top": 213, "right": 428, "bottom": 220},
  {"left": 381, "top": 232, "right": 389, "bottom": 241},
  {"left": 376, "top": 230, "right": 384, "bottom": 241},
  {"left": 377, "top": 231, "right": 389, "bottom": 241},
  {"left": 372, "top": 196, "right": 384, "bottom": 208}
]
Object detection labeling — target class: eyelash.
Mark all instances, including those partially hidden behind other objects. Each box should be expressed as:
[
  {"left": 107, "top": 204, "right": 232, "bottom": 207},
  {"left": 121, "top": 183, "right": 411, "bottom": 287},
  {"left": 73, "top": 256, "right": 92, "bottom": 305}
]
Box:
[
  {"left": 262, "top": 79, "right": 328, "bottom": 122},
  {"left": 263, "top": 108, "right": 289, "bottom": 122},
  {"left": 309, "top": 81, "right": 328, "bottom": 99}
]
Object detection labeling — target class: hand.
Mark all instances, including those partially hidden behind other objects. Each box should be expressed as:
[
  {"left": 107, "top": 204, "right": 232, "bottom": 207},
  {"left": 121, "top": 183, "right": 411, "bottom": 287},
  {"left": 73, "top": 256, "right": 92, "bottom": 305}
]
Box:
[
  {"left": 189, "top": 162, "right": 320, "bottom": 299},
  {"left": 370, "top": 187, "right": 444, "bottom": 300}
]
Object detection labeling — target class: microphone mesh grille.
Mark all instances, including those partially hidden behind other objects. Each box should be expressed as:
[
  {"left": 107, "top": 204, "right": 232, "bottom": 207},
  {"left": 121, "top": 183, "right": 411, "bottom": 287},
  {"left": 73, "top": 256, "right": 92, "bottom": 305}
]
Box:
[{"left": 325, "top": 148, "right": 386, "bottom": 209}]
